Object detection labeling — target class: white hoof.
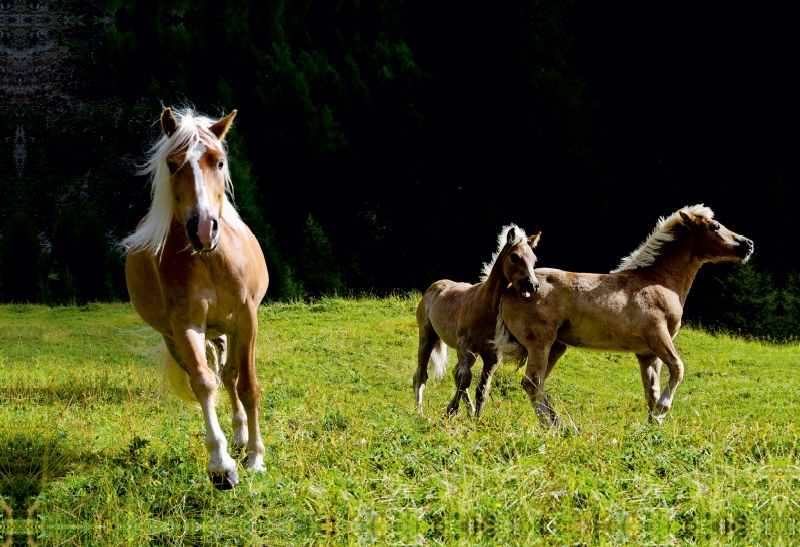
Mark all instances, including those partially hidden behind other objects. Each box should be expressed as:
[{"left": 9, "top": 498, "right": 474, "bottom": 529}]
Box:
[{"left": 245, "top": 453, "right": 266, "bottom": 472}]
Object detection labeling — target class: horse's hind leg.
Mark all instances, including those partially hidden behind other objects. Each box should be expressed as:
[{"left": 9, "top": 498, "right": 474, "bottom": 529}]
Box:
[
  {"left": 413, "top": 323, "right": 441, "bottom": 409},
  {"left": 636, "top": 353, "right": 663, "bottom": 422},
  {"left": 475, "top": 351, "right": 500, "bottom": 418},
  {"left": 446, "top": 347, "right": 476, "bottom": 417}
]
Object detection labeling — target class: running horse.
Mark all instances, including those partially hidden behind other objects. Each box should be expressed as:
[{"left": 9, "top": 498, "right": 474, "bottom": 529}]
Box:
[
  {"left": 414, "top": 225, "right": 541, "bottom": 417},
  {"left": 123, "top": 107, "right": 268, "bottom": 489},
  {"left": 493, "top": 205, "right": 753, "bottom": 425}
]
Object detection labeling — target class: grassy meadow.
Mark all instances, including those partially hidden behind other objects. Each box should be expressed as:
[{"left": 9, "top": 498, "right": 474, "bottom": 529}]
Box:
[{"left": 0, "top": 298, "right": 797, "bottom": 546}]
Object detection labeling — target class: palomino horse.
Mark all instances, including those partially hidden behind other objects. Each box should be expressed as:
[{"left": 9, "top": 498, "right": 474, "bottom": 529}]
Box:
[
  {"left": 493, "top": 205, "right": 753, "bottom": 425},
  {"left": 414, "top": 225, "right": 541, "bottom": 417},
  {"left": 123, "top": 107, "right": 269, "bottom": 489}
]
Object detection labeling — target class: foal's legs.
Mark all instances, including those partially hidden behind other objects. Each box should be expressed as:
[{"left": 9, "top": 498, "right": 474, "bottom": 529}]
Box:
[
  {"left": 537, "top": 341, "right": 567, "bottom": 417},
  {"left": 446, "top": 346, "right": 477, "bottom": 416},
  {"left": 642, "top": 327, "right": 685, "bottom": 422},
  {"left": 413, "top": 321, "right": 440, "bottom": 408},
  {"left": 475, "top": 350, "right": 500, "bottom": 418},
  {"left": 636, "top": 353, "right": 663, "bottom": 422},
  {"left": 520, "top": 336, "right": 559, "bottom": 427},
  {"left": 230, "top": 308, "right": 266, "bottom": 472},
  {"left": 165, "top": 330, "right": 239, "bottom": 489}
]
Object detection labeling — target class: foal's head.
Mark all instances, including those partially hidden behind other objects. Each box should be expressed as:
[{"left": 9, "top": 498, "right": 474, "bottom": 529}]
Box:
[
  {"left": 680, "top": 210, "right": 754, "bottom": 263},
  {"left": 161, "top": 108, "right": 236, "bottom": 252},
  {"left": 500, "top": 228, "right": 541, "bottom": 299}
]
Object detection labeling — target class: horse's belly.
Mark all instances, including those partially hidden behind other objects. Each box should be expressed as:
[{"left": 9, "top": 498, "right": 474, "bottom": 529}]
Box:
[{"left": 558, "top": 322, "right": 649, "bottom": 353}]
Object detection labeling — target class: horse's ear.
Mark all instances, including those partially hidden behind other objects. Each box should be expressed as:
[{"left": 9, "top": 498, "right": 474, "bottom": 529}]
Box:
[
  {"left": 679, "top": 211, "right": 697, "bottom": 225},
  {"left": 528, "top": 232, "right": 541, "bottom": 248},
  {"left": 161, "top": 108, "right": 179, "bottom": 138},
  {"left": 209, "top": 110, "right": 237, "bottom": 141},
  {"left": 506, "top": 227, "right": 517, "bottom": 244}
]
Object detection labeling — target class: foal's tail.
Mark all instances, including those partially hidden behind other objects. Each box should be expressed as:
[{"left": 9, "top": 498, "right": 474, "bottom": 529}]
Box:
[
  {"left": 157, "top": 341, "right": 200, "bottom": 406},
  {"left": 429, "top": 340, "right": 448, "bottom": 380}
]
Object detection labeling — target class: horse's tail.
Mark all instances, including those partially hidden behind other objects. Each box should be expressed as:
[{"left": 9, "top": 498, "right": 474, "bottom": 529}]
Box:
[
  {"left": 156, "top": 341, "right": 200, "bottom": 406},
  {"left": 492, "top": 299, "right": 527, "bottom": 369},
  {"left": 428, "top": 340, "right": 448, "bottom": 380}
]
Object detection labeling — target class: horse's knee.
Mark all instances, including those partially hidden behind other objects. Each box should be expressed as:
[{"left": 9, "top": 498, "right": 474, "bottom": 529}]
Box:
[{"left": 454, "top": 366, "right": 472, "bottom": 390}]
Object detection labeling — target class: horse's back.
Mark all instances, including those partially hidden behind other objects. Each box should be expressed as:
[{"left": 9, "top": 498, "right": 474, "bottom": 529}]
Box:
[
  {"left": 418, "top": 279, "right": 472, "bottom": 348},
  {"left": 506, "top": 268, "right": 673, "bottom": 353}
]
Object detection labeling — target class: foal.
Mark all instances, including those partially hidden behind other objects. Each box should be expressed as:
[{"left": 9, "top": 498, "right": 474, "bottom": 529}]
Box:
[
  {"left": 493, "top": 205, "right": 753, "bottom": 425},
  {"left": 414, "top": 225, "right": 541, "bottom": 416}
]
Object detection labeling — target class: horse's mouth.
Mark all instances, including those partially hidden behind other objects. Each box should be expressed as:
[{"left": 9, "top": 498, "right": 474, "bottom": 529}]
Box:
[{"left": 518, "top": 279, "right": 539, "bottom": 299}]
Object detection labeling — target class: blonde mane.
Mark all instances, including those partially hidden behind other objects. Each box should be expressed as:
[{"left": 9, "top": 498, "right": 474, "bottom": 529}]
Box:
[
  {"left": 120, "top": 107, "right": 242, "bottom": 255},
  {"left": 611, "top": 204, "right": 714, "bottom": 272},
  {"left": 480, "top": 224, "right": 528, "bottom": 281}
]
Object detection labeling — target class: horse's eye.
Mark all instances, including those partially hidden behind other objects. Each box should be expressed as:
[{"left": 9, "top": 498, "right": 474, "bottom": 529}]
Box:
[
  {"left": 217, "top": 161, "right": 224, "bottom": 170},
  {"left": 710, "top": 223, "right": 720, "bottom": 232},
  {"left": 167, "top": 162, "right": 178, "bottom": 174},
  {"left": 510, "top": 253, "right": 520, "bottom": 264}
]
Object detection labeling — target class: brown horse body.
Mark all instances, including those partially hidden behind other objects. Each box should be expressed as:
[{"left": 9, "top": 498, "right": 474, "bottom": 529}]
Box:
[
  {"left": 493, "top": 206, "right": 753, "bottom": 425},
  {"left": 414, "top": 226, "right": 540, "bottom": 416},
  {"left": 124, "top": 108, "right": 268, "bottom": 489}
]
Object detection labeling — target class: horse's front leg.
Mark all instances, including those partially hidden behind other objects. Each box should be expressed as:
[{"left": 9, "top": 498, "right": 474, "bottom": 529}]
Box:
[
  {"left": 521, "top": 342, "right": 559, "bottom": 428},
  {"left": 167, "top": 329, "right": 239, "bottom": 489},
  {"left": 446, "top": 345, "right": 476, "bottom": 417},
  {"left": 636, "top": 353, "right": 663, "bottom": 423},
  {"left": 643, "top": 327, "right": 685, "bottom": 423},
  {"left": 230, "top": 307, "right": 266, "bottom": 472}
]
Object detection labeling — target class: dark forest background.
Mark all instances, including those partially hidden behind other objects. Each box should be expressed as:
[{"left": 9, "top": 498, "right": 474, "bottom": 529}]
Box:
[{"left": 0, "top": 0, "right": 796, "bottom": 338}]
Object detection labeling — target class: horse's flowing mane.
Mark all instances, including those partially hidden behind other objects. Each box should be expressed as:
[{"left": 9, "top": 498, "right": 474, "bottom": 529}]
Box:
[
  {"left": 480, "top": 224, "right": 528, "bottom": 281},
  {"left": 121, "top": 107, "right": 242, "bottom": 255},
  {"left": 611, "top": 204, "right": 714, "bottom": 272}
]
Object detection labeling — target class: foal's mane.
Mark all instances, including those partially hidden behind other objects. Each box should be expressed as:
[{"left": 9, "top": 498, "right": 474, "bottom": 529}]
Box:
[
  {"left": 121, "top": 107, "right": 242, "bottom": 255},
  {"left": 611, "top": 204, "right": 714, "bottom": 272},
  {"left": 480, "top": 224, "right": 528, "bottom": 281}
]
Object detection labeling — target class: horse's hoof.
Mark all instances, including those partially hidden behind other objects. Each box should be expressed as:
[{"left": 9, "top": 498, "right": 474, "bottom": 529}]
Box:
[
  {"left": 209, "top": 470, "right": 239, "bottom": 490},
  {"left": 651, "top": 409, "right": 667, "bottom": 425}
]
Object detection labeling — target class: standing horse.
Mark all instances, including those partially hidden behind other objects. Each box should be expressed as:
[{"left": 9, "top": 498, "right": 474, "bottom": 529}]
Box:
[
  {"left": 123, "top": 107, "right": 269, "bottom": 489},
  {"left": 414, "top": 225, "right": 541, "bottom": 417},
  {"left": 493, "top": 205, "right": 753, "bottom": 425}
]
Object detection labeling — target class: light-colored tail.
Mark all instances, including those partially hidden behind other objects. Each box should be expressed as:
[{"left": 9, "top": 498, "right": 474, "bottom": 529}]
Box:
[
  {"left": 156, "top": 341, "right": 200, "bottom": 406},
  {"left": 429, "top": 340, "right": 448, "bottom": 380}
]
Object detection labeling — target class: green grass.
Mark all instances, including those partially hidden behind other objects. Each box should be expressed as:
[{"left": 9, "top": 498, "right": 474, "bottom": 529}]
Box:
[{"left": 0, "top": 298, "right": 796, "bottom": 546}]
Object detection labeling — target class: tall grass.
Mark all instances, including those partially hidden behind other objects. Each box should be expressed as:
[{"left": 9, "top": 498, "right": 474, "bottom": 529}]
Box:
[{"left": 0, "top": 299, "right": 796, "bottom": 545}]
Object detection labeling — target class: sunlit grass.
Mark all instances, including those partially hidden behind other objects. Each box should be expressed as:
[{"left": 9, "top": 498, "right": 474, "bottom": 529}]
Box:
[{"left": 0, "top": 299, "right": 796, "bottom": 545}]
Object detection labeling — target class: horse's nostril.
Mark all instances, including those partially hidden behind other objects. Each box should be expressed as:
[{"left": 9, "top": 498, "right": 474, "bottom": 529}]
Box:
[{"left": 187, "top": 215, "right": 199, "bottom": 236}]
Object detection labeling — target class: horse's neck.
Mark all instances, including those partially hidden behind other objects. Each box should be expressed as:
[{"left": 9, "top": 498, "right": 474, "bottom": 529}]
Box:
[
  {"left": 647, "top": 235, "right": 704, "bottom": 305},
  {"left": 480, "top": 260, "right": 508, "bottom": 311}
]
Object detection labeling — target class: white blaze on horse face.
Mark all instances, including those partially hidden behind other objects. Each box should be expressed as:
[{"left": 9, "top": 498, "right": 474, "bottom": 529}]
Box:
[{"left": 187, "top": 141, "right": 216, "bottom": 248}]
